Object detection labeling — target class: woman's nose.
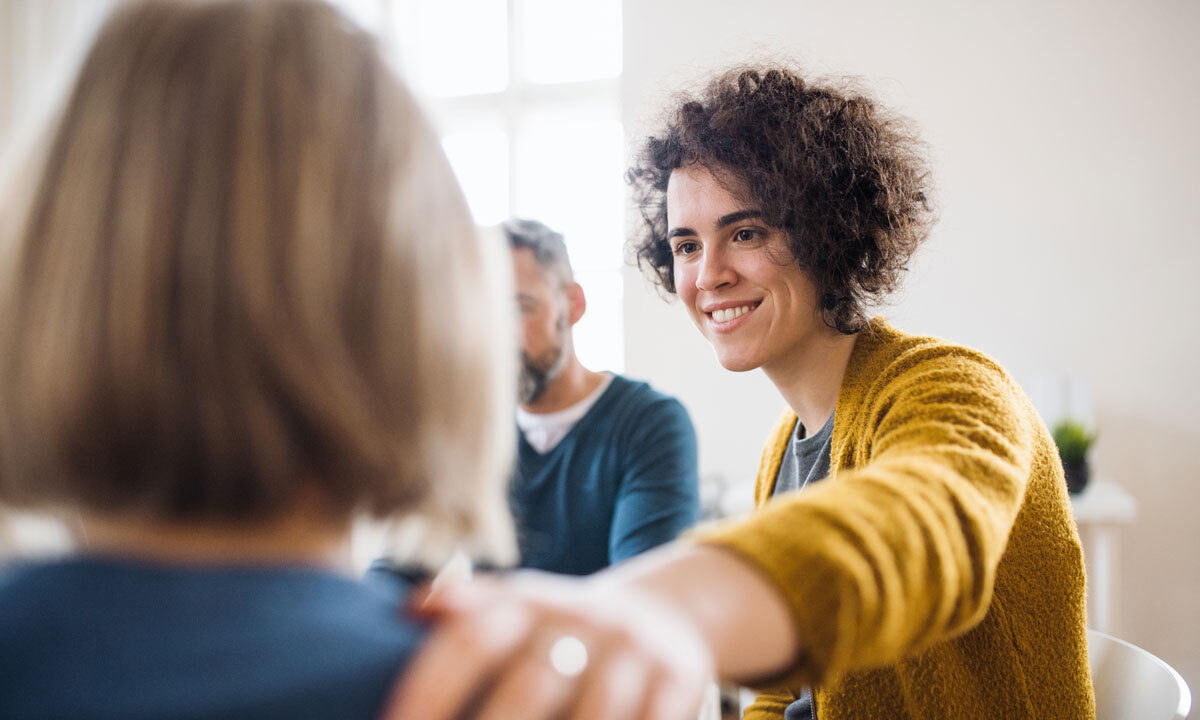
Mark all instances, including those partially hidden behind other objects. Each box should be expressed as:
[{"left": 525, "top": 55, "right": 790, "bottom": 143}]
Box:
[{"left": 696, "top": 245, "right": 736, "bottom": 291}]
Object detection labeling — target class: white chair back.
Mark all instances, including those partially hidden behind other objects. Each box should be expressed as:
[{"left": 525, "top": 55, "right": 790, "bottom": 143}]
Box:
[
  {"left": 1089, "top": 628, "right": 1191, "bottom": 720},
  {"left": 734, "top": 630, "right": 1193, "bottom": 719}
]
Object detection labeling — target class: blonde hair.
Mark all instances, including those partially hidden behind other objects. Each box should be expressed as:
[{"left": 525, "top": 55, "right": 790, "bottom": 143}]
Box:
[{"left": 0, "top": 0, "right": 514, "bottom": 560}]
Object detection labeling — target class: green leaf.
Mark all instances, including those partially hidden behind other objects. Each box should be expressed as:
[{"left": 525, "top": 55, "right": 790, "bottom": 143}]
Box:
[{"left": 1052, "top": 419, "right": 1095, "bottom": 465}]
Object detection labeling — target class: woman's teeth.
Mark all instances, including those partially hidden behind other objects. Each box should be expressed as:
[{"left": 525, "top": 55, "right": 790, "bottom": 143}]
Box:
[{"left": 711, "top": 305, "right": 754, "bottom": 323}]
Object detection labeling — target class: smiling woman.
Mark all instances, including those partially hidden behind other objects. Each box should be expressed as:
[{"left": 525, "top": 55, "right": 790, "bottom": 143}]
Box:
[
  {"left": 619, "top": 65, "right": 1092, "bottom": 720},
  {"left": 665, "top": 165, "right": 826, "bottom": 377},
  {"left": 386, "top": 63, "right": 1094, "bottom": 720},
  {"left": 629, "top": 67, "right": 933, "bottom": 336}
]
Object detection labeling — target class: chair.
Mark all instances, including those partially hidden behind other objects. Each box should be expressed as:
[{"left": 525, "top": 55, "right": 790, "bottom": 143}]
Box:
[
  {"left": 735, "top": 629, "right": 1191, "bottom": 719},
  {"left": 1089, "top": 628, "right": 1192, "bottom": 720}
]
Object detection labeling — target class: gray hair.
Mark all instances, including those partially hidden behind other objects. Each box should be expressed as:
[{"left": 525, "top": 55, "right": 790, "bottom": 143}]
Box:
[{"left": 502, "top": 218, "right": 573, "bottom": 285}]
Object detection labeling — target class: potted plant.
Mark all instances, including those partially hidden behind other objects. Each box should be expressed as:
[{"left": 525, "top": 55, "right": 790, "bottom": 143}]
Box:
[{"left": 1052, "top": 419, "right": 1096, "bottom": 494}]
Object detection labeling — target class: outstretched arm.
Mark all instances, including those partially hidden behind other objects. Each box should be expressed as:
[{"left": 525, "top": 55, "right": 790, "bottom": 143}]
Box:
[
  {"left": 384, "top": 350, "right": 1038, "bottom": 719},
  {"left": 384, "top": 541, "right": 800, "bottom": 720},
  {"left": 693, "top": 347, "right": 1037, "bottom": 687}
]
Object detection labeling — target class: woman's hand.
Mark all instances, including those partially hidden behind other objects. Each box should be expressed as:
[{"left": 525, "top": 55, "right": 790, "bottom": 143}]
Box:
[{"left": 383, "top": 569, "right": 715, "bottom": 720}]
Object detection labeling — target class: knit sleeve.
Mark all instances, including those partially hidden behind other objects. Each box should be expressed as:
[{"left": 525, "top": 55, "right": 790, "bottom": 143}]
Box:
[
  {"left": 693, "top": 346, "right": 1037, "bottom": 689},
  {"left": 742, "top": 688, "right": 796, "bottom": 719},
  {"left": 608, "top": 396, "right": 700, "bottom": 563}
]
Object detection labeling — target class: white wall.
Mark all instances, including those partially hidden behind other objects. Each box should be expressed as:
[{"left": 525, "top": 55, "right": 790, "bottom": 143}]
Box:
[{"left": 622, "top": 0, "right": 1200, "bottom": 686}]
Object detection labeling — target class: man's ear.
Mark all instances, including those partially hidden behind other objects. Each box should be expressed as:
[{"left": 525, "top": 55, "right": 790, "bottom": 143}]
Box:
[{"left": 565, "top": 282, "right": 586, "bottom": 326}]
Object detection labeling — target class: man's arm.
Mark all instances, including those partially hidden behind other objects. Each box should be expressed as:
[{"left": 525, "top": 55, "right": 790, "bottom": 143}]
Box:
[{"left": 609, "top": 396, "right": 700, "bottom": 564}]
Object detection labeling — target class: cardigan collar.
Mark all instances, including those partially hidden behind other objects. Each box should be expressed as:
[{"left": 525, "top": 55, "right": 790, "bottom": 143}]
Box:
[{"left": 758, "top": 317, "right": 902, "bottom": 502}]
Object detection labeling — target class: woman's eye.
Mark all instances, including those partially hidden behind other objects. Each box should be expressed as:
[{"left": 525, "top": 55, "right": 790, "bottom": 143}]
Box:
[
  {"left": 735, "top": 228, "right": 760, "bottom": 242},
  {"left": 672, "top": 240, "right": 699, "bottom": 256}
]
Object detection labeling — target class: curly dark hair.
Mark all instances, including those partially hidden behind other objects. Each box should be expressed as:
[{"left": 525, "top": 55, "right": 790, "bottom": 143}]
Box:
[{"left": 627, "top": 65, "right": 934, "bottom": 333}]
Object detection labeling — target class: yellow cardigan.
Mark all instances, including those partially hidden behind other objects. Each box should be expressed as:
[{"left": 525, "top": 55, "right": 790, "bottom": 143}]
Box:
[{"left": 695, "top": 319, "right": 1094, "bottom": 720}]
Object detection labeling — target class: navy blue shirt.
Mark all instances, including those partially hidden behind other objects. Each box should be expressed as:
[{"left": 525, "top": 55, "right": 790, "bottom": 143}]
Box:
[
  {"left": 510, "top": 375, "right": 700, "bottom": 575},
  {"left": 0, "top": 556, "right": 423, "bottom": 720}
]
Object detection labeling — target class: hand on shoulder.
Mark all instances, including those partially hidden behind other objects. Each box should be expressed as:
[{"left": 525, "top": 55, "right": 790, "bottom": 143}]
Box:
[{"left": 384, "top": 569, "right": 714, "bottom": 720}]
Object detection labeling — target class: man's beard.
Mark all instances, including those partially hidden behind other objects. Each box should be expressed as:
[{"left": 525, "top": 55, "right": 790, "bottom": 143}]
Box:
[{"left": 518, "top": 321, "right": 570, "bottom": 405}]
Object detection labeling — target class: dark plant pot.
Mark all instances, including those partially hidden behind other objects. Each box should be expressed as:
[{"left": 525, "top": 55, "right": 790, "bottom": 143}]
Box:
[{"left": 1064, "top": 459, "right": 1090, "bottom": 495}]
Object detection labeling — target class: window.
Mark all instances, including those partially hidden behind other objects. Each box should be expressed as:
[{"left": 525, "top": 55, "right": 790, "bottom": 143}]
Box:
[{"left": 333, "top": 0, "right": 625, "bottom": 372}]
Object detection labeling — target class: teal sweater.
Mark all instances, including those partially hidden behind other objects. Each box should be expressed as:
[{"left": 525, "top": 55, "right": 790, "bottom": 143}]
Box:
[{"left": 510, "top": 375, "right": 699, "bottom": 575}]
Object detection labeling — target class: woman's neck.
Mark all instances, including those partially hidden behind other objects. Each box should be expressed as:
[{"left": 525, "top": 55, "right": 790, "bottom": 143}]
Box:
[
  {"left": 763, "top": 329, "right": 859, "bottom": 433},
  {"left": 77, "top": 501, "right": 352, "bottom": 570}
]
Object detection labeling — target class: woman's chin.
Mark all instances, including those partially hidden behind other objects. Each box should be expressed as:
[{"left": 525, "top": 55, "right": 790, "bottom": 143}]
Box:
[{"left": 713, "top": 350, "right": 762, "bottom": 373}]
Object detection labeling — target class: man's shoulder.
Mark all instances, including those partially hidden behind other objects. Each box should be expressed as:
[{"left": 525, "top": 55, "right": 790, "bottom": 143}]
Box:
[
  {"left": 583, "top": 375, "right": 695, "bottom": 453},
  {"left": 601, "top": 374, "right": 689, "bottom": 419}
]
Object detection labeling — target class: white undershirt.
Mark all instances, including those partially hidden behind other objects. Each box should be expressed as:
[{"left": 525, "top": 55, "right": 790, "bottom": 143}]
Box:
[{"left": 515, "top": 373, "right": 614, "bottom": 454}]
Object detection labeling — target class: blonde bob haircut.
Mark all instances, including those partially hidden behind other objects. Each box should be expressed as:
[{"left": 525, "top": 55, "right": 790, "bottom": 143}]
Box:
[{"left": 0, "top": 0, "right": 515, "bottom": 560}]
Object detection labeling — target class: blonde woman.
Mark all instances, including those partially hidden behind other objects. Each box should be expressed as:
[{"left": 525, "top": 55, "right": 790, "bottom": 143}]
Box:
[{"left": 0, "top": 1, "right": 513, "bottom": 718}]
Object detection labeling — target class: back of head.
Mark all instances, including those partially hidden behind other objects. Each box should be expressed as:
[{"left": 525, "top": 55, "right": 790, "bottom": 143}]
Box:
[{"left": 0, "top": 0, "right": 513, "bottom": 557}]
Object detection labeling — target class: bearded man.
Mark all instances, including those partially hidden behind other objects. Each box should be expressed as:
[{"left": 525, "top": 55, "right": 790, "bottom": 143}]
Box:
[{"left": 504, "top": 218, "right": 699, "bottom": 575}]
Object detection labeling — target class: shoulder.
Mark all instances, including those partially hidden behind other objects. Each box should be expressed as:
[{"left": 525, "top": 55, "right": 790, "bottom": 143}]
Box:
[
  {"left": 605, "top": 374, "right": 691, "bottom": 419},
  {"left": 0, "top": 559, "right": 88, "bottom": 640},
  {"left": 605, "top": 375, "right": 696, "bottom": 444},
  {"left": 0, "top": 562, "right": 44, "bottom": 643},
  {"left": 838, "top": 319, "right": 1037, "bottom": 452},
  {"left": 847, "top": 319, "right": 1019, "bottom": 402},
  {"left": 0, "top": 558, "right": 426, "bottom": 709}
]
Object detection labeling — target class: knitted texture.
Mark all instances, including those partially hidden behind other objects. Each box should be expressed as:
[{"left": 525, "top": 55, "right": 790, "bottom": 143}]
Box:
[{"left": 696, "top": 319, "right": 1094, "bottom": 720}]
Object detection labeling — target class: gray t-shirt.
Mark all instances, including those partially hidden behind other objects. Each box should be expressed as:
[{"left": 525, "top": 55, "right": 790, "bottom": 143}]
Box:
[
  {"left": 772, "top": 414, "right": 834, "bottom": 720},
  {"left": 774, "top": 414, "right": 834, "bottom": 496}
]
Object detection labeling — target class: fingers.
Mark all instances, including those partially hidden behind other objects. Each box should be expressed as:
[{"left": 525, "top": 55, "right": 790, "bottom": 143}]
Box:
[
  {"left": 383, "top": 596, "right": 530, "bottom": 720},
  {"left": 382, "top": 572, "right": 714, "bottom": 720},
  {"left": 567, "top": 650, "right": 648, "bottom": 720},
  {"left": 474, "top": 643, "right": 579, "bottom": 720},
  {"left": 637, "top": 668, "right": 705, "bottom": 720},
  {"left": 416, "top": 575, "right": 500, "bottom": 615}
]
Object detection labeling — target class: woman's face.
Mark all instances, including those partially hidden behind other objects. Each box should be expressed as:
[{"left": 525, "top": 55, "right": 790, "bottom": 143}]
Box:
[{"left": 666, "top": 164, "right": 826, "bottom": 373}]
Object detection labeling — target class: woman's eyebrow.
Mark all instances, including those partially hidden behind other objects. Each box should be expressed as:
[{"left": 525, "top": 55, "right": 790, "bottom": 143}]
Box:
[
  {"left": 668, "top": 209, "right": 764, "bottom": 239},
  {"left": 715, "top": 209, "right": 764, "bottom": 229}
]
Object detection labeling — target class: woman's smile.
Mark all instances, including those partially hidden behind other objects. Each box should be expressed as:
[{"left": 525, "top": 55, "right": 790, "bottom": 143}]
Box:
[
  {"left": 666, "top": 164, "right": 825, "bottom": 373},
  {"left": 703, "top": 300, "right": 762, "bottom": 333}
]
